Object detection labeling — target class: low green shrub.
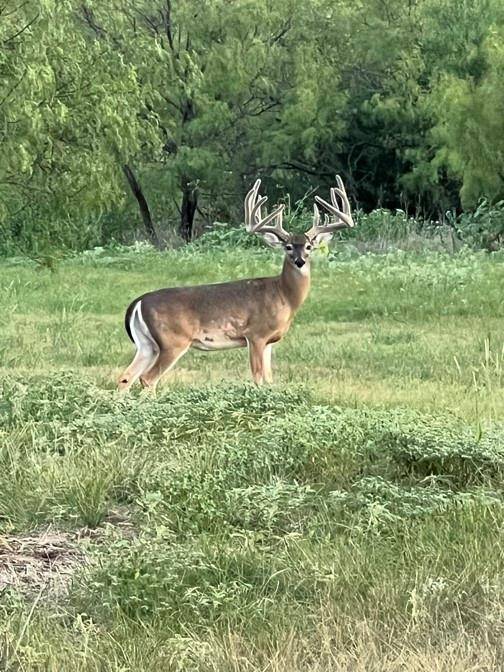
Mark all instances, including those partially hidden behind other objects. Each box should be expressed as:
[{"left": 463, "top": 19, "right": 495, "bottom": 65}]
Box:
[
  {"left": 73, "top": 532, "right": 301, "bottom": 631},
  {"left": 2, "top": 374, "right": 502, "bottom": 535},
  {"left": 453, "top": 199, "right": 504, "bottom": 251}
]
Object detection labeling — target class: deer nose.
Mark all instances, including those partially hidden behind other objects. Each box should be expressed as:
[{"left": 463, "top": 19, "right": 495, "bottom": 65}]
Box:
[{"left": 294, "top": 258, "right": 305, "bottom": 268}]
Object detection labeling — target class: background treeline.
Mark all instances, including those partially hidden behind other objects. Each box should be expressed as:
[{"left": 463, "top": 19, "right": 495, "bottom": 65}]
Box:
[{"left": 1, "top": 0, "right": 504, "bottom": 252}]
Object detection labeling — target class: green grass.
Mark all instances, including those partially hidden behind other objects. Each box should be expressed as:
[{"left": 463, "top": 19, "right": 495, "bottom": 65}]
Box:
[{"left": 1, "top": 242, "right": 504, "bottom": 670}]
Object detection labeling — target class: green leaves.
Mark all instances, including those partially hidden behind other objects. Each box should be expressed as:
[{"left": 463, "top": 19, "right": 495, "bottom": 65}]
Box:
[
  {"left": 0, "top": 1, "right": 146, "bottom": 226},
  {"left": 430, "top": 25, "right": 504, "bottom": 207},
  {"left": 3, "top": 0, "right": 504, "bottom": 249}
]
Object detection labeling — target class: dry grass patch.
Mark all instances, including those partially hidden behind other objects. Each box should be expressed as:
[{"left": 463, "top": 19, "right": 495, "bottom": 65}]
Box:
[{"left": 0, "top": 528, "right": 86, "bottom": 600}]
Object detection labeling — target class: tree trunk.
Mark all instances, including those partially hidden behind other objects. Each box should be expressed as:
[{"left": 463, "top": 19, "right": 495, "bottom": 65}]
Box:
[
  {"left": 179, "top": 176, "right": 198, "bottom": 242},
  {"left": 122, "top": 164, "right": 161, "bottom": 249}
]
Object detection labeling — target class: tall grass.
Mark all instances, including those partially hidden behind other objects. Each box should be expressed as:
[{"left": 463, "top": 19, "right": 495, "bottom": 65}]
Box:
[{"left": 1, "top": 241, "right": 504, "bottom": 669}]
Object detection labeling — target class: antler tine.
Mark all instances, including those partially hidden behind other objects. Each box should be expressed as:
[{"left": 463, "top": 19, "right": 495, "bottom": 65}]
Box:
[
  {"left": 244, "top": 179, "right": 261, "bottom": 232},
  {"left": 305, "top": 175, "right": 355, "bottom": 240},
  {"left": 244, "top": 179, "right": 290, "bottom": 242},
  {"left": 330, "top": 177, "right": 351, "bottom": 216}
]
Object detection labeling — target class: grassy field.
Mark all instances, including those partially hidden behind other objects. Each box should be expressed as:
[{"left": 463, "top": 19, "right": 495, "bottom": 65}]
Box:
[{"left": 1, "top": 241, "right": 504, "bottom": 670}]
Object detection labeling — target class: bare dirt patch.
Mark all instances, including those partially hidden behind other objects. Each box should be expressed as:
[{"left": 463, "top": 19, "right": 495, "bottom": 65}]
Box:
[
  {"left": 0, "top": 508, "right": 136, "bottom": 600},
  {"left": 0, "top": 528, "right": 86, "bottom": 599}
]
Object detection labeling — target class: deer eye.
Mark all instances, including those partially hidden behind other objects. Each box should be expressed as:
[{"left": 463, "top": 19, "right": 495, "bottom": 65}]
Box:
[
  {"left": 285, "top": 244, "right": 293, "bottom": 251},
  {"left": 306, "top": 244, "right": 312, "bottom": 251}
]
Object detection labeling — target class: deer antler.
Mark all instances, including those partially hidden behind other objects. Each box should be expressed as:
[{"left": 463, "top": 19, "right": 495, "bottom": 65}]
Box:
[
  {"left": 305, "top": 175, "right": 355, "bottom": 241},
  {"left": 244, "top": 179, "right": 290, "bottom": 243}
]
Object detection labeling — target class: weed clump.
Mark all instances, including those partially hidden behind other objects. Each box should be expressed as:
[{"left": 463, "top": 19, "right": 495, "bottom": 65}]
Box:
[{"left": 1, "top": 375, "right": 502, "bottom": 538}]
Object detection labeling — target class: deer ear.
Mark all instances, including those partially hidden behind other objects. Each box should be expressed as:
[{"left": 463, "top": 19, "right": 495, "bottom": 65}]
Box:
[
  {"left": 260, "top": 232, "right": 284, "bottom": 248},
  {"left": 310, "top": 231, "right": 334, "bottom": 248}
]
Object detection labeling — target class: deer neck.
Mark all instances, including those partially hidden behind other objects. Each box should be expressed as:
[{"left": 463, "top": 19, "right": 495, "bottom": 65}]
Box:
[{"left": 279, "top": 257, "right": 311, "bottom": 311}]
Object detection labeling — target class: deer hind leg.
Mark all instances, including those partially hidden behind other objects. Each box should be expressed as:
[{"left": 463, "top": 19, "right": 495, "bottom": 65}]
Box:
[
  {"left": 263, "top": 343, "right": 273, "bottom": 384},
  {"left": 118, "top": 301, "right": 159, "bottom": 392},
  {"left": 139, "top": 340, "right": 191, "bottom": 392},
  {"left": 247, "top": 339, "right": 267, "bottom": 385}
]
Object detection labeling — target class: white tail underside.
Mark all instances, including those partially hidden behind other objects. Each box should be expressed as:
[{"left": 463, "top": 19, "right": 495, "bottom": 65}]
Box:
[{"left": 127, "top": 300, "right": 159, "bottom": 382}]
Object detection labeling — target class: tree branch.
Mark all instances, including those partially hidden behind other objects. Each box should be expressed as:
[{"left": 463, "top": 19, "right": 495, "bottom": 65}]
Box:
[
  {"left": 122, "top": 164, "right": 162, "bottom": 248},
  {"left": 3, "top": 11, "right": 38, "bottom": 44},
  {"left": 0, "top": 66, "right": 27, "bottom": 107}
]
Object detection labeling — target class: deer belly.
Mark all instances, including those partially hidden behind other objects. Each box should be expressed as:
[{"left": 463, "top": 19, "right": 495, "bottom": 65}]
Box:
[{"left": 192, "top": 332, "right": 246, "bottom": 351}]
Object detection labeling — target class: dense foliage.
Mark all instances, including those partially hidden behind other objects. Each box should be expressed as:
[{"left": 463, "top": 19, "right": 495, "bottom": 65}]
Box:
[{"left": 2, "top": 0, "right": 504, "bottom": 247}]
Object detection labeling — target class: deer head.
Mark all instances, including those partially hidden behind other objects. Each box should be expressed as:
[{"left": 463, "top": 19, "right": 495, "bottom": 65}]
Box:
[{"left": 244, "top": 176, "right": 355, "bottom": 269}]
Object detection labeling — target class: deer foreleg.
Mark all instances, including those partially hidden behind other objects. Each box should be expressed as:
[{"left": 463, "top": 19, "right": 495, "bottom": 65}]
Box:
[
  {"left": 248, "top": 339, "right": 266, "bottom": 385},
  {"left": 263, "top": 343, "right": 273, "bottom": 383}
]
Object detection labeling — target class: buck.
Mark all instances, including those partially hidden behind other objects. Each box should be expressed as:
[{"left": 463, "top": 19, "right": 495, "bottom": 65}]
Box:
[{"left": 118, "top": 176, "right": 355, "bottom": 390}]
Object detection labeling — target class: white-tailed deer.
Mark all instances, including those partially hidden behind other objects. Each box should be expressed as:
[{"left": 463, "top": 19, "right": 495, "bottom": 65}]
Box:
[{"left": 118, "top": 176, "right": 355, "bottom": 390}]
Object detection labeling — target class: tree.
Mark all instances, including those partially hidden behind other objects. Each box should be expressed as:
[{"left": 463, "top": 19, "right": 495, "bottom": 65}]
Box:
[
  {"left": 0, "top": 0, "right": 151, "bottom": 244},
  {"left": 81, "top": 0, "right": 315, "bottom": 241},
  {"left": 401, "top": 0, "right": 504, "bottom": 214},
  {"left": 4, "top": 0, "right": 504, "bottom": 253},
  {"left": 431, "top": 27, "right": 504, "bottom": 207}
]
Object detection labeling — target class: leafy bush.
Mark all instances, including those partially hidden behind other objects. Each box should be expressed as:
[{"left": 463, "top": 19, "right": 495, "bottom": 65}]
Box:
[
  {"left": 189, "top": 223, "right": 264, "bottom": 250},
  {"left": 452, "top": 199, "right": 504, "bottom": 251},
  {"left": 0, "top": 209, "right": 140, "bottom": 257},
  {"left": 74, "top": 531, "right": 302, "bottom": 630},
  {"left": 4, "top": 204, "right": 504, "bottom": 259},
  {"left": 329, "top": 476, "right": 500, "bottom": 532},
  {"left": 186, "top": 208, "right": 437, "bottom": 252},
  {"left": 352, "top": 209, "right": 420, "bottom": 241}
]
